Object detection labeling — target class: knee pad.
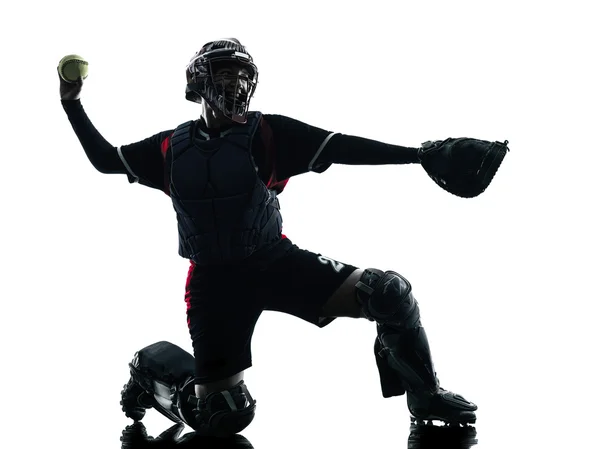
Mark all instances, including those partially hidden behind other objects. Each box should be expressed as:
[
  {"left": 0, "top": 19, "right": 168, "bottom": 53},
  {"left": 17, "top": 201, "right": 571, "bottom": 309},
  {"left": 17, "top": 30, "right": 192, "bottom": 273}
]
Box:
[
  {"left": 355, "top": 269, "right": 421, "bottom": 329},
  {"left": 186, "top": 380, "right": 256, "bottom": 437}
]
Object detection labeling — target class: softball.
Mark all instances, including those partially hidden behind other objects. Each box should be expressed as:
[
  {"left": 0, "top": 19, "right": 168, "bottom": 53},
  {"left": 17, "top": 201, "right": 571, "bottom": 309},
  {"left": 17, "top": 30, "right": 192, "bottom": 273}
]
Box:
[{"left": 58, "top": 54, "right": 89, "bottom": 83}]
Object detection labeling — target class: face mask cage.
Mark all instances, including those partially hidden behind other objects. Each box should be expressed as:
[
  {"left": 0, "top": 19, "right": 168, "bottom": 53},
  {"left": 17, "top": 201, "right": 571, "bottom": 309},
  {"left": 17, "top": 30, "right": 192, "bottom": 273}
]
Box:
[{"left": 186, "top": 48, "right": 259, "bottom": 123}]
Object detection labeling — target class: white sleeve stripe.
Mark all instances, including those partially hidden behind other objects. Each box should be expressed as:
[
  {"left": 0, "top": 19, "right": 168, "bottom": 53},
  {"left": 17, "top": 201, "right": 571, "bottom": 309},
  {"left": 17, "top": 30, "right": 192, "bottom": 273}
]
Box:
[
  {"left": 308, "top": 132, "right": 338, "bottom": 172},
  {"left": 116, "top": 146, "right": 139, "bottom": 183}
]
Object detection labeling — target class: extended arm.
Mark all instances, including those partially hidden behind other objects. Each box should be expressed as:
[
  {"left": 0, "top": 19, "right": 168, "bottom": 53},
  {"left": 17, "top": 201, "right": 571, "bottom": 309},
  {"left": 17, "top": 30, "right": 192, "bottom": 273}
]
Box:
[
  {"left": 262, "top": 114, "right": 420, "bottom": 180},
  {"left": 61, "top": 99, "right": 172, "bottom": 191},
  {"left": 313, "top": 133, "right": 420, "bottom": 167}
]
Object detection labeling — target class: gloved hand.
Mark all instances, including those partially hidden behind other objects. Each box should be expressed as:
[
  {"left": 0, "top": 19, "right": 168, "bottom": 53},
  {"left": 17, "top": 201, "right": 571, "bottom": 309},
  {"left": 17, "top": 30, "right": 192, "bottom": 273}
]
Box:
[{"left": 418, "top": 137, "right": 509, "bottom": 198}]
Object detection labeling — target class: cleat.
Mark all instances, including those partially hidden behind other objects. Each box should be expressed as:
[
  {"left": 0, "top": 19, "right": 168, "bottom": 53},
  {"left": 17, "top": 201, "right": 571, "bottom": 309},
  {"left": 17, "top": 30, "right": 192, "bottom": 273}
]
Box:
[
  {"left": 120, "top": 377, "right": 153, "bottom": 421},
  {"left": 407, "top": 387, "right": 477, "bottom": 427}
]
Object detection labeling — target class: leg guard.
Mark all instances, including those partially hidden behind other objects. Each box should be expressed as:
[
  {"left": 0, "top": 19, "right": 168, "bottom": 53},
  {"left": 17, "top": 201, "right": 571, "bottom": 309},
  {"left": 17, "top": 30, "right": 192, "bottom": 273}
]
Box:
[
  {"left": 355, "top": 269, "right": 439, "bottom": 397},
  {"left": 123, "top": 341, "right": 199, "bottom": 426},
  {"left": 123, "top": 341, "right": 256, "bottom": 437},
  {"left": 186, "top": 380, "right": 257, "bottom": 437}
]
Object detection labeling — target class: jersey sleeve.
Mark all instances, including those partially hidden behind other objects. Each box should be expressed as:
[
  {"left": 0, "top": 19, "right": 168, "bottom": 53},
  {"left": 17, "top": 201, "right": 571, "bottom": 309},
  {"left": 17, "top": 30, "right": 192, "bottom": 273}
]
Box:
[
  {"left": 259, "top": 112, "right": 421, "bottom": 179},
  {"left": 261, "top": 114, "right": 335, "bottom": 180},
  {"left": 118, "top": 130, "right": 173, "bottom": 192}
]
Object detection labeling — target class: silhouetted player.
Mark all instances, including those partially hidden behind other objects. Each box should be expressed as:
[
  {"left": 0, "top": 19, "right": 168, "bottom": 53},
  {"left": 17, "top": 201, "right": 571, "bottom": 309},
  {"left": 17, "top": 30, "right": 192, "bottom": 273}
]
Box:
[{"left": 60, "top": 38, "right": 491, "bottom": 436}]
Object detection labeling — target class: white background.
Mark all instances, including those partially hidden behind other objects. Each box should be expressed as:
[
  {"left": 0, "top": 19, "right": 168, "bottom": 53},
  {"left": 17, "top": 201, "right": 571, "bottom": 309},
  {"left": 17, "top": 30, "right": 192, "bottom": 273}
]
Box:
[{"left": 1, "top": 0, "right": 598, "bottom": 448}]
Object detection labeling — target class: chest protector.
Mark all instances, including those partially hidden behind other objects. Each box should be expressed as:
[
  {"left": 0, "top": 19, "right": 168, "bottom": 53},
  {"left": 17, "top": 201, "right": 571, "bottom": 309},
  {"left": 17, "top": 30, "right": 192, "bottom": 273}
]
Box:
[{"left": 168, "top": 112, "right": 282, "bottom": 266}]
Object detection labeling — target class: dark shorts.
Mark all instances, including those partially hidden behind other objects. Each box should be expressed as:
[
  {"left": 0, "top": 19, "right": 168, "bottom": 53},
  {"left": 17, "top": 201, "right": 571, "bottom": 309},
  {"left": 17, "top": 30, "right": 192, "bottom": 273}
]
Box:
[{"left": 184, "top": 237, "right": 358, "bottom": 384}]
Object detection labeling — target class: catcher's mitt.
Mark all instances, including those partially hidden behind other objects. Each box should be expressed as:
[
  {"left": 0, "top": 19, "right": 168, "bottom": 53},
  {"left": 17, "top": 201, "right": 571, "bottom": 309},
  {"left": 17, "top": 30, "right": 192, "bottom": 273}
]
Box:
[{"left": 418, "top": 138, "right": 509, "bottom": 198}]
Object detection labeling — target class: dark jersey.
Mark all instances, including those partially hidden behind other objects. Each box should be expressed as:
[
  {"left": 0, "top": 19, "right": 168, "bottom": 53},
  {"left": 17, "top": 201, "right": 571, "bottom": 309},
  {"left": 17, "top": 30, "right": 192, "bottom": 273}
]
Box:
[
  {"left": 61, "top": 99, "right": 421, "bottom": 196},
  {"left": 121, "top": 113, "right": 341, "bottom": 196}
]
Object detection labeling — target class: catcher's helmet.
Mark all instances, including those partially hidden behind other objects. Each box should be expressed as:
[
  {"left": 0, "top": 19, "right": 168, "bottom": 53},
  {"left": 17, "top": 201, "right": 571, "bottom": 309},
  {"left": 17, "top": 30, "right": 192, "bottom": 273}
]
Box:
[{"left": 185, "top": 38, "right": 258, "bottom": 124}]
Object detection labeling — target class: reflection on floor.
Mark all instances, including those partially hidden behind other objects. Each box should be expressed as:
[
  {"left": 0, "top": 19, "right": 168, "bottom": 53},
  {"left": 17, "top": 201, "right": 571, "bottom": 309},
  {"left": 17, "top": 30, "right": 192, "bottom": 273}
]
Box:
[{"left": 119, "top": 420, "right": 478, "bottom": 449}]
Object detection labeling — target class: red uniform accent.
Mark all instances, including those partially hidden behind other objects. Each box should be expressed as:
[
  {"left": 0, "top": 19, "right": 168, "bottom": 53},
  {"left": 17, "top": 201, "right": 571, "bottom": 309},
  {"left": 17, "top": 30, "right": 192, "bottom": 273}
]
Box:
[
  {"left": 260, "top": 116, "right": 289, "bottom": 238},
  {"left": 160, "top": 135, "right": 171, "bottom": 196},
  {"left": 184, "top": 260, "right": 196, "bottom": 328},
  {"left": 260, "top": 116, "right": 290, "bottom": 195},
  {"left": 160, "top": 135, "right": 170, "bottom": 159}
]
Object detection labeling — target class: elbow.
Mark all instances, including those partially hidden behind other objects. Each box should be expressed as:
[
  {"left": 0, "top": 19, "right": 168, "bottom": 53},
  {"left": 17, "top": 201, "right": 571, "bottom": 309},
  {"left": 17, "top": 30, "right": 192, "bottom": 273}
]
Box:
[{"left": 93, "top": 164, "right": 113, "bottom": 175}]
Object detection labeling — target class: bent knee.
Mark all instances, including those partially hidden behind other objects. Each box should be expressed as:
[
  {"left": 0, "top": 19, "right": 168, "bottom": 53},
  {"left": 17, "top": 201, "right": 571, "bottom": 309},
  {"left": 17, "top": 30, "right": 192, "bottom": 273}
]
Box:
[{"left": 355, "top": 269, "right": 420, "bottom": 327}]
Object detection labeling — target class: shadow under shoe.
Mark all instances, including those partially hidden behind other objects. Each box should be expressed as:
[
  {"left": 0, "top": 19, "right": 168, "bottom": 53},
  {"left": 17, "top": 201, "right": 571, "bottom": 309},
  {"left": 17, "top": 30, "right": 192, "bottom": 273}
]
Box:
[
  {"left": 120, "top": 421, "right": 255, "bottom": 449},
  {"left": 408, "top": 421, "right": 478, "bottom": 449}
]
